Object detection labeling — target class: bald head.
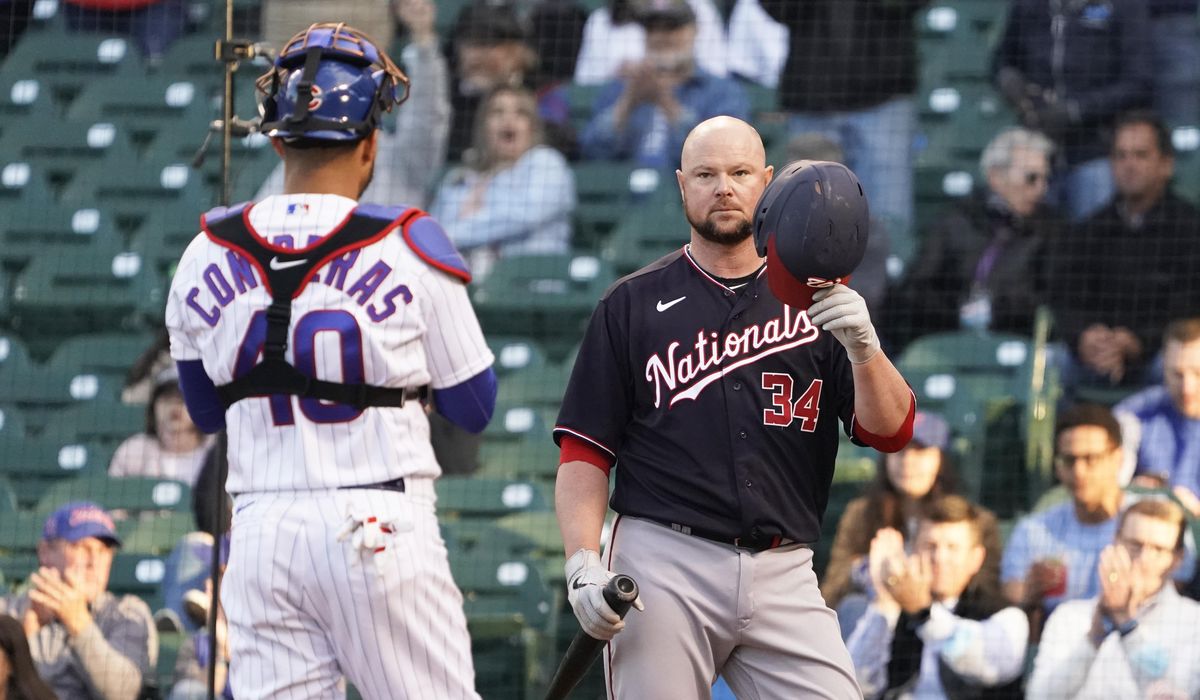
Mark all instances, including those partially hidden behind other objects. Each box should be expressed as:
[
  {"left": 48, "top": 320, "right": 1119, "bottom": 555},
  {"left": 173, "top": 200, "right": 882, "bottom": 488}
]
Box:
[
  {"left": 676, "top": 116, "right": 773, "bottom": 249},
  {"left": 680, "top": 117, "right": 766, "bottom": 173}
]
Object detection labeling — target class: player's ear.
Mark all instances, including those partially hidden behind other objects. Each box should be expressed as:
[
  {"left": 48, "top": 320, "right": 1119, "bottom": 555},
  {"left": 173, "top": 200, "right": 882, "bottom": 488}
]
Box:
[
  {"left": 676, "top": 169, "right": 685, "bottom": 201},
  {"left": 270, "top": 137, "right": 287, "bottom": 159},
  {"left": 763, "top": 164, "right": 774, "bottom": 185},
  {"left": 359, "top": 131, "right": 379, "bottom": 166}
]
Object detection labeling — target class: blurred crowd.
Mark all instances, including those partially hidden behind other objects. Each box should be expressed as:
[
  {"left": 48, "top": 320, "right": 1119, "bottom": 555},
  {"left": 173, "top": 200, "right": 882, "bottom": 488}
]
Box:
[{"left": 0, "top": 0, "right": 1199, "bottom": 697}]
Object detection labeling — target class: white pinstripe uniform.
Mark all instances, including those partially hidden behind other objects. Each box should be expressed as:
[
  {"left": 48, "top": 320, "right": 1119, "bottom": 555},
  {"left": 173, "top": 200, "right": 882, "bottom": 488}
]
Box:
[{"left": 165, "top": 193, "right": 491, "bottom": 699}]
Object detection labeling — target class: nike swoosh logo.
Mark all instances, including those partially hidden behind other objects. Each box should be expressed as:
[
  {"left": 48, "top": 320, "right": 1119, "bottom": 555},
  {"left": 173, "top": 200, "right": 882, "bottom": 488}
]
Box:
[
  {"left": 656, "top": 296, "right": 686, "bottom": 312},
  {"left": 269, "top": 256, "right": 308, "bottom": 271},
  {"left": 571, "top": 580, "right": 589, "bottom": 590}
]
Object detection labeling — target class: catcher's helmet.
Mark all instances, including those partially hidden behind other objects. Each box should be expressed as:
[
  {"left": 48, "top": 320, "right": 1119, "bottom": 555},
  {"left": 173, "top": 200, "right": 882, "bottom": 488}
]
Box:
[
  {"left": 258, "top": 23, "right": 409, "bottom": 144},
  {"left": 752, "top": 160, "right": 870, "bottom": 309}
]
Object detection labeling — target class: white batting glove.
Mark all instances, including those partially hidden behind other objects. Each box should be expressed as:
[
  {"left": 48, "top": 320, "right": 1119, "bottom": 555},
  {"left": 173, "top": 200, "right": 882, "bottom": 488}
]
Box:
[
  {"left": 564, "top": 549, "right": 643, "bottom": 640},
  {"left": 808, "top": 284, "right": 881, "bottom": 364}
]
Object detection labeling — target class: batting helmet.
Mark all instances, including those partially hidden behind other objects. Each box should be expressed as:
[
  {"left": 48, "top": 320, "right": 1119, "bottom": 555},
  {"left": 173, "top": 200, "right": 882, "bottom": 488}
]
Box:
[
  {"left": 752, "top": 160, "right": 870, "bottom": 309},
  {"left": 257, "top": 23, "right": 410, "bottom": 145}
]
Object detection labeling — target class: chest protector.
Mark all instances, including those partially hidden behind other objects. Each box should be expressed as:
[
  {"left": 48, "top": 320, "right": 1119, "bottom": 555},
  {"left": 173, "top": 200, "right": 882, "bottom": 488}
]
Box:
[{"left": 202, "top": 202, "right": 428, "bottom": 410}]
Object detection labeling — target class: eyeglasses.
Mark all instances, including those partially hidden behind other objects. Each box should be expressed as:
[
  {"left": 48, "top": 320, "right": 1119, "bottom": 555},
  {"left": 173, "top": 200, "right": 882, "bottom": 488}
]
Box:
[
  {"left": 1118, "top": 536, "right": 1176, "bottom": 559},
  {"left": 1022, "top": 171, "right": 1048, "bottom": 186},
  {"left": 1053, "top": 450, "right": 1114, "bottom": 468}
]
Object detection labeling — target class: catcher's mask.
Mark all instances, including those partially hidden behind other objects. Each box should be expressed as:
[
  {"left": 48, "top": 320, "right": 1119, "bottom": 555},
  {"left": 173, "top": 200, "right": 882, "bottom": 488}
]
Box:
[
  {"left": 258, "top": 23, "right": 410, "bottom": 146},
  {"left": 752, "top": 160, "right": 870, "bottom": 309}
]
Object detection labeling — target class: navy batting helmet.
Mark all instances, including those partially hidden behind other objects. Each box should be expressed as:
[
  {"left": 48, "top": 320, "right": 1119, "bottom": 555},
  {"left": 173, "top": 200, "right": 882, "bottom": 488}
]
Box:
[
  {"left": 258, "top": 23, "right": 410, "bottom": 144},
  {"left": 753, "top": 160, "right": 870, "bottom": 309}
]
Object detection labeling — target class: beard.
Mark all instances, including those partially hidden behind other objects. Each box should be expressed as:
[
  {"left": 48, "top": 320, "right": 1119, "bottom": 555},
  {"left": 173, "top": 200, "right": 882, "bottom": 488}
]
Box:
[{"left": 689, "top": 209, "right": 754, "bottom": 246}]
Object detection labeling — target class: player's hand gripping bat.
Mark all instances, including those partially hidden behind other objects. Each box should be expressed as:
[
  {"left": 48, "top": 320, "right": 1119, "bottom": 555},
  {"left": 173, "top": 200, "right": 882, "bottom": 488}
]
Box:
[{"left": 544, "top": 574, "right": 639, "bottom": 700}]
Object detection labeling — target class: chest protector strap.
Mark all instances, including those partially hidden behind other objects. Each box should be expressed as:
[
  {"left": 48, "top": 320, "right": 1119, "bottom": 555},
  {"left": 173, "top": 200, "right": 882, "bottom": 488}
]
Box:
[{"left": 204, "top": 205, "right": 428, "bottom": 410}]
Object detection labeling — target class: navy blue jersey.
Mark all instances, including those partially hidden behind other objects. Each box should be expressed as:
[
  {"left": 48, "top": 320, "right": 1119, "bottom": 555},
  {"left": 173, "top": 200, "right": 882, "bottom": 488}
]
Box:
[{"left": 554, "top": 246, "right": 859, "bottom": 544}]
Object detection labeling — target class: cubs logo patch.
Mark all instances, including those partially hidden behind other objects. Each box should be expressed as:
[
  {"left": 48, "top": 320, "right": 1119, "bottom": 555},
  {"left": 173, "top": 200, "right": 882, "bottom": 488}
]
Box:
[{"left": 307, "top": 84, "right": 323, "bottom": 111}]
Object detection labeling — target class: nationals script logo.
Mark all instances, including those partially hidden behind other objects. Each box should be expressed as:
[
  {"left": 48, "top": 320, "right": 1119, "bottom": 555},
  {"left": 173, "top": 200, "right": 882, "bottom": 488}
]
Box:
[{"left": 645, "top": 304, "right": 820, "bottom": 408}]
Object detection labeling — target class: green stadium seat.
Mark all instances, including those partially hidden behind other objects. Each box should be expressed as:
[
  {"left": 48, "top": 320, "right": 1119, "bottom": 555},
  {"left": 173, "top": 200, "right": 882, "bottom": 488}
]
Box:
[
  {"left": 45, "top": 332, "right": 154, "bottom": 385},
  {"left": 158, "top": 32, "right": 223, "bottom": 79},
  {"left": 564, "top": 82, "right": 604, "bottom": 133},
  {"left": 2, "top": 28, "right": 143, "bottom": 106},
  {"left": 67, "top": 75, "right": 218, "bottom": 145},
  {"left": 0, "top": 404, "right": 27, "bottom": 442},
  {"left": 571, "top": 160, "right": 640, "bottom": 247},
  {"left": 1171, "top": 125, "right": 1200, "bottom": 206},
  {"left": 0, "top": 76, "right": 55, "bottom": 133},
  {"left": 0, "top": 204, "right": 120, "bottom": 267},
  {"left": 108, "top": 552, "right": 167, "bottom": 610},
  {"left": 471, "top": 253, "right": 615, "bottom": 356},
  {"left": 9, "top": 247, "right": 166, "bottom": 337},
  {"left": 497, "top": 362, "right": 568, "bottom": 408},
  {"left": 120, "top": 511, "right": 196, "bottom": 555},
  {"left": 0, "top": 118, "right": 137, "bottom": 186},
  {"left": 60, "top": 154, "right": 213, "bottom": 229},
  {"left": 0, "top": 332, "right": 33, "bottom": 377},
  {"left": 39, "top": 400, "right": 143, "bottom": 447},
  {"left": 0, "top": 361, "right": 123, "bottom": 409},
  {"left": 0, "top": 159, "right": 54, "bottom": 205},
  {"left": 436, "top": 477, "right": 550, "bottom": 520},
  {"left": 35, "top": 474, "right": 191, "bottom": 516},
  {"left": 486, "top": 335, "right": 549, "bottom": 377},
  {"left": 601, "top": 197, "right": 687, "bottom": 275},
  {"left": 478, "top": 434, "right": 560, "bottom": 481},
  {"left": 483, "top": 402, "right": 549, "bottom": 444}
]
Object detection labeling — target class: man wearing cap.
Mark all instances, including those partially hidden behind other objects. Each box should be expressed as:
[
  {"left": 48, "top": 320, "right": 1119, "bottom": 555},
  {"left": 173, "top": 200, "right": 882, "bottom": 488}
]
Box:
[
  {"left": 0, "top": 501, "right": 156, "bottom": 700},
  {"left": 580, "top": 0, "right": 749, "bottom": 168},
  {"left": 554, "top": 117, "right": 913, "bottom": 697}
]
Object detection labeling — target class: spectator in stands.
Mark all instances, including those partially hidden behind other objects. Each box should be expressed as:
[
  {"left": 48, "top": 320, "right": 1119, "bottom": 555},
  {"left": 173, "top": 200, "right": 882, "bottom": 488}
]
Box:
[
  {"left": 786, "top": 133, "right": 891, "bottom": 320},
  {"left": 999, "top": 404, "right": 1199, "bottom": 629},
  {"left": 449, "top": 2, "right": 574, "bottom": 161},
  {"left": 1048, "top": 112, "right": 1200, "bottom": 397},
  {"left": 760, "top": 0, "right": 927, "bottom": 238},
  {"left": 62, "top": 0, "right": 190, "bottom": 63},
  {"left": 579, "top": 0, "right": 749, "bottom": 168},
  {"left": 1116, "top": 318, "right": 1200, "bottom": 516},
  {"left": 430, "top": 84, "right": 576, "bottom": 278},
  {"left": 1149, "top": 0, "right": 1200, "bottom": 126},
  {"left": 1027, "top": 499, "right": 1200, "bottom": 698},
  {"left": 0, "top": 502, "right": 156, "bottom": 699},
  {"left": 823, "top": 412, "right": 1004, "bottom": 638},
  {"left": 994, "top": 0, "right": 1151, "bottom": 221},
  {"left": 846, "top": 495, "right": 1027, "bottom": 699},
  {"left": 257, "top": 0, "right": 450, "bottom": 208},
  {"left": 887, "top": 128, "right": 1062, "bottom": 348},
  {"left": 0, "top": 615, "right": 56, "bottom": 700},
  {"left": 573, "top": 0, "right": 787, "bottom": 88},
  {"left": 109, "top": 369, "right": 213, "bottom": 484}
]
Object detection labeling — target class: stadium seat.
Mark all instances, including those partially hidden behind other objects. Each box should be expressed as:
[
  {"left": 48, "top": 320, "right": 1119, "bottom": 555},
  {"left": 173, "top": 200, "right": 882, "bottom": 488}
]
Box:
[
  {"left": 487, "top": 335, "right": 550, "bottom": 377},
  {"left": 34, "top": 474, "right": 191, "bottom": 517},
  {"left": 0, "top": 204, "right": 120, "bottom": 267},
  {"left": 45, "top": 331, "right": 155, "bottom": 385},
  {"left": 483, "top": 402, "right": 550, "bottom": 444},
  {"left": 119, "top": 511, "right": 196, "bottom": 555},
  {"left": 108, "top": 552, "right": 167, "bottom": 610},
  {"left": 0, "top": 404, "right": 27, "bottom": 442},
  {"left": 601, "top": 196, "right": 686, "bottom": 275},
  {"left": 9, "top": 246, "right": 166, "bottom": 337},
  {"left": 497, "top": 362, "right": 568, "bottom": 408},
  {"left": 0, "top": 75, "right": 55, "bottom": 133},
  {"left": 0, "top": 477, "right": 18, "bottom": 513},
  {"left": 478, "top": 434, "right": 560, "bottom": 482},
  {"left": 571, "top": 160, "right": 642, "bottom": 247},
  {"left": 436, "top": 477, "right": 550, "bottom": 520},
  {"left": 564, "top": 82, "right": 603, "bottom": 134},
  {"left": 0, "top": 159, "right": 54, "bottom": 205},
  {"left": 59, "top": 153, "right": 213, "bottom": 229},
  {"left": 0, "top": 118, "right": 137, "bottom": 187},
  {"left": 2, "top": 28, "right": 144, "bottom": 107},
  {"left": 0, "top": 362, "right": 123, "bottom": 409},
  {"left": 39, "top": 399, "right": 143, "bottom": 447},
  {"left": 471, "top": 253, "right": 615, "bottom": 357},
  {"left": 66, "top": 75, "right": 217, "bottom": 146}
]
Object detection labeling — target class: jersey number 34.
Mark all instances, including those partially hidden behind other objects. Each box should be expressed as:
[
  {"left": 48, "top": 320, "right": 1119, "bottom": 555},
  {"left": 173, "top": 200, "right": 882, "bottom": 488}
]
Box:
[{"left": 761, "top": 374, "right": 821, "bottom": 431}]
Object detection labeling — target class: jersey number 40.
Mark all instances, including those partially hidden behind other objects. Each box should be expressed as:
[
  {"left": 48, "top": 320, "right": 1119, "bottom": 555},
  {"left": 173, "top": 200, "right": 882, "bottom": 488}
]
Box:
[
  {"left": 761, "top": 374, "right": 822, "bottom": 431},
  {"left": 234, "top": 309, "right": 365, "bottom": 426}
]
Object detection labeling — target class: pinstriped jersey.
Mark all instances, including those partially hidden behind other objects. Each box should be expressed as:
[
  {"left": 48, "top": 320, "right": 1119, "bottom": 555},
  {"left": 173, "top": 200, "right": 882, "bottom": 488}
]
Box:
[
  {"left": 165, "top": 194, "right": 493, "bottom": 494},
  {"left": 554, "top": 246, "right": 858, "bottom": 544}
]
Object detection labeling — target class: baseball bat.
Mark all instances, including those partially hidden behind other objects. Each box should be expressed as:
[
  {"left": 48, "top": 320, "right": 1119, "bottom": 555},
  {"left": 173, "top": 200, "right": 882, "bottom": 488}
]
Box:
[{"left": 543, "top": 574, "right": 640, "bottom": 700}]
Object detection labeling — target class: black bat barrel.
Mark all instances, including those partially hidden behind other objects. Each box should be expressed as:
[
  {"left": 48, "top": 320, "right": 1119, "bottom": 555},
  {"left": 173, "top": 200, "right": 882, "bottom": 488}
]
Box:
[{"left": 543, "top": 574, "right": 640, "bottom": 700}]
